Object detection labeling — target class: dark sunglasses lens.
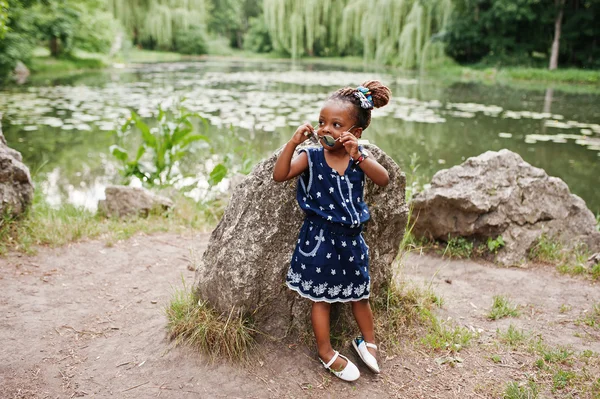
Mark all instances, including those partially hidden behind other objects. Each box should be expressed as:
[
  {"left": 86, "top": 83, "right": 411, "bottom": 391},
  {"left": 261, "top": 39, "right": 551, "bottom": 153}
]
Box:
[{"left": 322, "top": 135, "right": 336, "bottom": 146}]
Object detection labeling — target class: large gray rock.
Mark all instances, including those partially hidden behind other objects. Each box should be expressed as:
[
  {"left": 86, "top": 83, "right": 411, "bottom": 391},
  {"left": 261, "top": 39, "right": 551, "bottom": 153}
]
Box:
[
  {"left": 194, "top": 144, "right": 408, "bottom": 337},
  {"left": 411, "top": 149, "right": 600, "bottom": 265},
  {"left": 97, "top": 186, "right": 173, "bottom": 218},
  {"left": 0, "top": 114, "right": 34, "bottom": 217}
]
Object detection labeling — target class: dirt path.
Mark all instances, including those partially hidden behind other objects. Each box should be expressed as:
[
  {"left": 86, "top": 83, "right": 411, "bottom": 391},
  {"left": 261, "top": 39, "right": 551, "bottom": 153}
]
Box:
[{"left": 1, "top": 233, "right": 599, "bottom": 398}]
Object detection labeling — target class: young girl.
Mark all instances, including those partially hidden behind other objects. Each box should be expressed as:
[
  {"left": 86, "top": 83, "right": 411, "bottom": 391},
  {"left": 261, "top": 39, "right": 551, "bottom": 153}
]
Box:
[{"left": 273, "top": 81, "right": 391, "bottom": 381}]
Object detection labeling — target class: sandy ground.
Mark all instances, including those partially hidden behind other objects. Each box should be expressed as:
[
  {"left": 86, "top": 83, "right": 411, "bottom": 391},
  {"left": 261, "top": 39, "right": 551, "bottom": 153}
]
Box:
[{"left": 1, "top": 232, "right": 599, "bottom": 398}]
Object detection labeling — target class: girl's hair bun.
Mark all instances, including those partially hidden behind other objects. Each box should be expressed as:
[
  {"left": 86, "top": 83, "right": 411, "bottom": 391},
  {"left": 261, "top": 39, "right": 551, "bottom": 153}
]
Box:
[{"left": 361, "top": 80, "right": 391, "bottom": 109}]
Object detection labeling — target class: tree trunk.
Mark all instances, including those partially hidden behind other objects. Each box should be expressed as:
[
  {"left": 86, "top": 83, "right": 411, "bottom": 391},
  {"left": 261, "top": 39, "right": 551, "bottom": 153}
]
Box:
[
  {"left": 549, "top": 0, "right": 566, "bottom": 70},
  {"left": 49, "top": 36, "right": 59, "bottom": 57}
]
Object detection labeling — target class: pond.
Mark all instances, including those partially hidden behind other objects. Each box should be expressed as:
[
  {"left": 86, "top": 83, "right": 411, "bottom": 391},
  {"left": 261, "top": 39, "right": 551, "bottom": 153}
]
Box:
[{"left": 1, "top": 59, "right": 599, "bottom": 214}]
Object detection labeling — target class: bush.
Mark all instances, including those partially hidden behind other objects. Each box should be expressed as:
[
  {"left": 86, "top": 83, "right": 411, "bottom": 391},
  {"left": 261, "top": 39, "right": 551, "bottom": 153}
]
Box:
[
  {"left": 0, "top": 31, "right": 34, "bottom": 81},
  {"left": 173, "top": 25, "right": 208, "bottom": 55},
  {"left": 243, "top": 17, "right": 271, "bottom": 53}
]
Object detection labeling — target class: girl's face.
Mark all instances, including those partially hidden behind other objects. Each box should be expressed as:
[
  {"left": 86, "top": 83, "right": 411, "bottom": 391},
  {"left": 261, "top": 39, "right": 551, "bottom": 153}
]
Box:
[{"left": 316, "top": 100, "right": 362, "bottom": 150}]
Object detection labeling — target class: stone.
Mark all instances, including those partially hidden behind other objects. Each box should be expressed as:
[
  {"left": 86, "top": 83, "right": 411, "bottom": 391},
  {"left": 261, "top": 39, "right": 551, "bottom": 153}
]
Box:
[
  {"left": 0, "top": 113, "right": 34, "bottom": 217},
  {"left": 411, "top": 149, "right": 600, "bottom": 266},
  {"left": 194, "top": 144, "right": 408, "bottom": 337},
  {"left": 97, "top": 186, "right": 173, "bottom": 218}
]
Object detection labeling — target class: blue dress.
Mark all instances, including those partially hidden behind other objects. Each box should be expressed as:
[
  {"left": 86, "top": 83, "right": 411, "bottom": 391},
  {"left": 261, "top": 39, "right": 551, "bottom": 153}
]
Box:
[{"left": 286, "top": 147, "right": 371, "bottom": 303}]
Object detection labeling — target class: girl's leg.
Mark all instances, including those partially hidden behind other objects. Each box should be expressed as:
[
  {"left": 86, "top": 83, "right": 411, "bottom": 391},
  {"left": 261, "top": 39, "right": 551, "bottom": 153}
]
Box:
[
  {"left": 351, "top": 299, "right": 377, "bottom": 357},
  {"left": 312, "top": 302, "right": 347, "bottom": 371}
]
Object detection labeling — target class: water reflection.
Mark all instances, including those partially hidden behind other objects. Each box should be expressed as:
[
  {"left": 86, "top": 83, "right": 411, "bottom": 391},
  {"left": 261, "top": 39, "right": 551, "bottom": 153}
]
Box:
[{"left": 1, "top": 60, "right": 599, "bottom": 213}]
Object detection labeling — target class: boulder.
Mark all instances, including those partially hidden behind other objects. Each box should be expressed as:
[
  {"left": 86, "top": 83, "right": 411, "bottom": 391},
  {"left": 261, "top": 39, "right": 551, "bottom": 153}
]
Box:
[
  {"left": 194, "top": 144, "right": 408, "bottom": 337},
  {"left": 13, "top": 61, "right": 30, "bottom": 85},
  {"left": 411, "top": 149, "right": 600, "bottom": 265},
  {"left": 0, "top": 114, "right": 34, "bottom": 217},
  {"left": 97, "top": 186, "right": 173, "bottom": 218}
]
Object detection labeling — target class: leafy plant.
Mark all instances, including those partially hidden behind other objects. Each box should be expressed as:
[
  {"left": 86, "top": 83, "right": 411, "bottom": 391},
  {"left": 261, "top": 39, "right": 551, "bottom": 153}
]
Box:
[
  {"left": 111, "top": 103, "right": 227, "bottom": 188},
  {"left": 487, "top": 235, "right": 505, "bottom": 253},
  {"left": 529, "top": 233, "right": 562, "bottom": 263},
  {"left": 443, "top": 235, "right": 474, "bottom": 259},
  {"left": 503, "top": 380, "right": 539, "bottom": 399},
  {"left": 488, "top": 295, "right": 520, "bottom": 320}
]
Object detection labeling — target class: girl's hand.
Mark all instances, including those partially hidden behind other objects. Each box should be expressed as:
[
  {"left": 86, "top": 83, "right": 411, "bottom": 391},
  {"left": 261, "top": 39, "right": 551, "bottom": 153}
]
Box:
[
  {"left": 340, "top": 131, "right": 359, "bottom": 158},
  {"left": 290, "top": 122, "right": 315, "bottom": 145}
]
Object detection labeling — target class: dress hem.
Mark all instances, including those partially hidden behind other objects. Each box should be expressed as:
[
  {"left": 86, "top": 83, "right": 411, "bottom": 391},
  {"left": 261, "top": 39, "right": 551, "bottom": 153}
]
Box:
[{"left": 286, "top": 282, "right": 370, "bottom": 303}]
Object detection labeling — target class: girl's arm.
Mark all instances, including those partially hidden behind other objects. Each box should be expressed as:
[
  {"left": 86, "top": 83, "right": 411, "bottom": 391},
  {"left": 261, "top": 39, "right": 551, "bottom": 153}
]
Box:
[
  {"left": 339, "top": 131, "right": 389, "bottom": 187},
  {"left": 351, "top": 155, "right": 389, "bottom": 187},
  {"left": 273, "top": 123, "right": 313, "bottom": 182}
]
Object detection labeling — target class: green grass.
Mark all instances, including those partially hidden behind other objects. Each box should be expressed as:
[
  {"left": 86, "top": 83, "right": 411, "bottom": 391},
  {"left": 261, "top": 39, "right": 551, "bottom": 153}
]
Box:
[
  {"left": 488, "top": 295, "right": 520, "bottom": 320},
  {"left": 529, "top": 233, "right": 563, "bottom": 263},
  {"left": 442, "top": 235, "right": 474, "bottom": 259},
  {"left": 576, "top": 302, "right": 600, "bottom": 329},
  {"left": 503, "top": 380, "right": 539, "bottom": 399},
  {"left": 29, "top": 52, "right": 106, "bottom": 74},
  {"left": 0, "top": 189, "right": 224, "bottom": 255},
  {"left": 165, "top": 280, "right": 257, "bottom": 362},
  {"left": 371, "top": 282, "right": 475, "bottom": 355},
  {"left": 497, "top": 324, "right": 528, "bottom": 347},
  {"left": 552, "top": 369, "right": 577, "bottom": 391}
]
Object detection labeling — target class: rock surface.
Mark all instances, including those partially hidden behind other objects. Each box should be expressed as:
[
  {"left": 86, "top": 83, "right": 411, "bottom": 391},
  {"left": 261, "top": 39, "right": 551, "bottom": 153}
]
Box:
[
  {"left": 0, "top": 113, "right": 34, "bottom": 217},
  {"left": 194, "top": 144, "right": 408, "bottom": 337},
  {"left": 97, "top": 186, "right": 173, "bottom": 218},
  {"left": 411, "top": 149, "right": 600, "bottom": 265}
]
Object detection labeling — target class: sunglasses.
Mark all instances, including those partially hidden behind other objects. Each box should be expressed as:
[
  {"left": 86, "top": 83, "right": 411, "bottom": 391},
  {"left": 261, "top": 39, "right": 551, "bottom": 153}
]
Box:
[{"left": 306, "top": 125, "right": 356, "bottom": 147}]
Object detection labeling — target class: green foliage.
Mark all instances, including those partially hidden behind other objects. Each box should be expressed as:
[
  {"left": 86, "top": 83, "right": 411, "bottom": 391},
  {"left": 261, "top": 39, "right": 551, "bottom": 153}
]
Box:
[
  {"left": 108, "top": 0, "right": 209, "bottom": 51},
  {"left": 443, "top": 235, "right": 473, "bottom": 259},
  {"left": 173, "top": 25, "right": 208, "bottom": 55},
  {"left": 553, "top": 370, "right": 576, "bottom": 391},
  {"left": 243, "top": 16, "right": 271, "bottom": 53},
  {"left": 503, "top": 380, "right": 539, "bottom": 399},
  {"left": 0, "top": 0, "right": 8, "bottom": 39},
  {"left": 111, "top": 103, "right": 223, "bottom": 187},
  {"left": 488, "top": 295, "right": 520, "bottom": 320},
  {"left": 487, "top": 235, "right": 505, "bottom": 253},
  {"left": 529, "top": 233, "right": 562, "bottom": 263},
  {"left": 445, "top": 0, "right": 600, "bottom": 68},
  {"left": 497, "top": 324, "right": 527, "bottom": 347}
]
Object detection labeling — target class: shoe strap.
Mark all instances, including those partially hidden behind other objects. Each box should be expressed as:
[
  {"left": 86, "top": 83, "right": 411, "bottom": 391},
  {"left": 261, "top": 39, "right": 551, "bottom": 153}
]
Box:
[
  {"left": 365, "top": 342, "right": 377, "bottom": 350},
  {"left": 324, "top": 351, "right": 339, "bottom": 368}
]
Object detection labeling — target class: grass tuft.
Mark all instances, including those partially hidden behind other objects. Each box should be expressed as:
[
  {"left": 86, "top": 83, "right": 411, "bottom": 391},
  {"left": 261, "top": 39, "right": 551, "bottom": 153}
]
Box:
[
  {"left": 497, "top": 324, "right": 528, "bottom": 347},
  {"left": 488, "top": 295, "right": 520, "bottom": 320},
  {"left": 503, "top": 380, "right": 539, "bottom": 399},
  {"left": 0, "top": 190, "right": 224, "bottom": 255},
  {"left": 165, "top": 280, "right": 257, "bottom": 362},
  {"left": 443, "top": 235, "right": 474, "bottom": 259},
  {"left": 529, "top": 233, "right": 563, "bottom": 263}
]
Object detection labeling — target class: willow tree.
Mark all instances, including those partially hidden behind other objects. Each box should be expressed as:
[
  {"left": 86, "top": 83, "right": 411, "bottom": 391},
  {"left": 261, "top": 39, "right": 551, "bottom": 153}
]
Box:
[
  {"left": 264, "top": 0, "right": 451, "bottom": 67},
  {"left": 107, "top": 0, "right": 209, "bottom": 47},
  {"left": 263, "top": 0, "right": 352, "bottom": 57},
  {"left": 340, "top": 0, "right": 452, "bottom": 68}
]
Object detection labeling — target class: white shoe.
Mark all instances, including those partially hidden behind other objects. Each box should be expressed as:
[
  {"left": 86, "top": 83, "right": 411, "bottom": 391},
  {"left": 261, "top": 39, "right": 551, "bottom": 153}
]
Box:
[
  {"left": 319, "top": 351, "right": 360, "bottom": 382},
  {"left": 352, "top": 336, "right": 380, "bottom": 373}
]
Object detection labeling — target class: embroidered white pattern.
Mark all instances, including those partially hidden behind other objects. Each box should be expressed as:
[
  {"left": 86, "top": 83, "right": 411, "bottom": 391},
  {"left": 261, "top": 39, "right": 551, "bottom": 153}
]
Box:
[
  {"left": 329, "top": 204, "right": 335, "bottom": 210},
  {"left": 327, "top": 284, "right": 343, "bottom": 297},
  {"left": 341, "top": 216, "right": 346, "bottom": 221},
  {"left": 331, "top": 269, "right": 336, "bottom": 275},
  {"left": 349, "top": 256, "right": 354, "bottom": 262},
  {"left": 341, "top": 241, "right": 347, "bottom": 247},
  {"left": 318, "top": 174, "right": 323, "bottom": 180},
  {"left": 301, "top": 280, "right": 313, "bottom": 291},
  {"left": 352, "top": 240, "right": 357, "bottom": 246},
  {"left": 301, "top": 263, "right": 306, "bottom": 269},
  {"left": 342, "top": 284, "right": 353, "bottom": 297},
  {"left": 326, "top": 253, "right": 331, "bottom": 259},
  {"left": 354, "top": 283, "right": 367, "bottom": 296},
  {"left": 355, "top": 270, "right": 360, "bottom": 276},
  {"left": 316, "top": 192, "right": 321, "bottom": 198},
  {"left": 329, "top": 187, "right": 334, "bottom": 193},
  {"left": 313, "top": 283, "right": 328, "bottom": 295},
  {"left": 316, "top": 267, "right": 321, "bottom": 273}
]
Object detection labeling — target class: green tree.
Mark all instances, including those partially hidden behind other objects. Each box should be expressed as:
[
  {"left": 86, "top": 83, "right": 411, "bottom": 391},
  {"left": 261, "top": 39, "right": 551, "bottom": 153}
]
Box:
[
  {"left": 0, "top": 0, "right": 8, "bottom": 39},
  {"left": 444, "top": 0, "right": 600, "bottom": 68},
  {"left": 107, "top": 0, "right": 209, "bottom": 51}
]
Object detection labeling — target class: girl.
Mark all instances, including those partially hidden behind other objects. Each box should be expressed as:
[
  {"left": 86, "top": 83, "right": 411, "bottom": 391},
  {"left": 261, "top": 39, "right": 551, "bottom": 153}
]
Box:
[{"left": 273, "top": 81, "right": 391, "bottom": 381}]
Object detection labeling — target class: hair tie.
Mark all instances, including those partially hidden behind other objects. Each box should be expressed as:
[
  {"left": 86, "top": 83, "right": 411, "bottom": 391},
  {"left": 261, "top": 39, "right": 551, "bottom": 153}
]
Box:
[{"left": 354, "top": 86, "right": 374, "bottom": 110}]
